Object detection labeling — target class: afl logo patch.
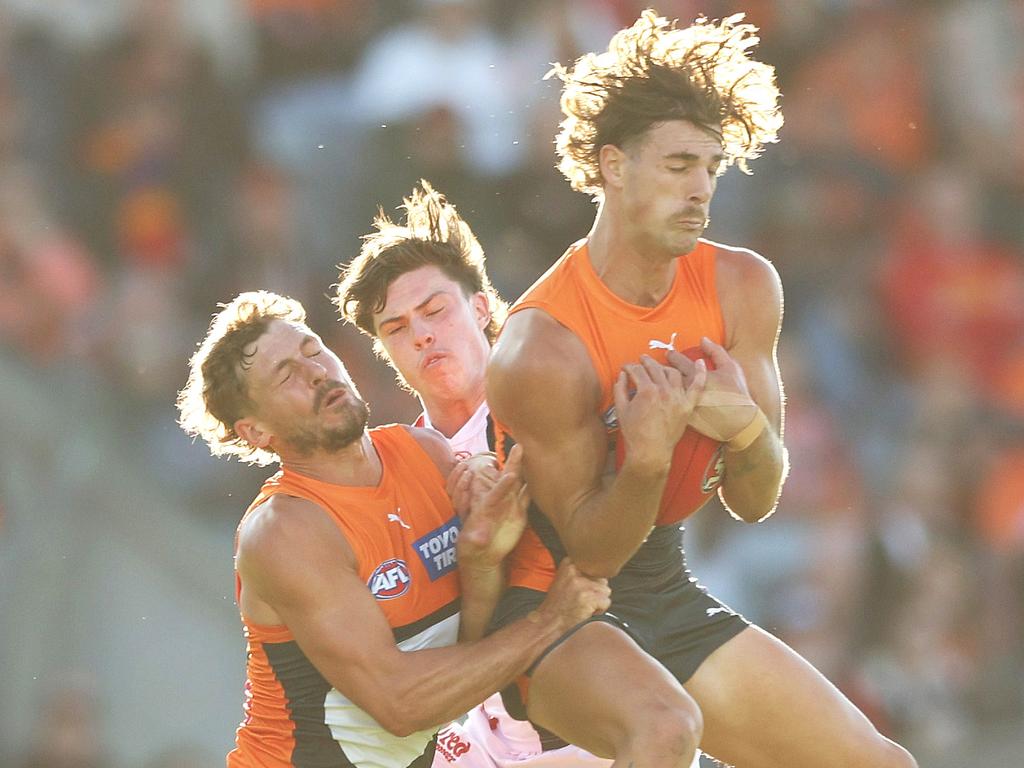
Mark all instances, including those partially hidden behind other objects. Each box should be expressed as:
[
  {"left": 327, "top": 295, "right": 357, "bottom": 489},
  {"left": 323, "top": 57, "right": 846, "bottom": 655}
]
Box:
[
  {"left": 701, "top": 445, "right": 726, "bottom": 493},
  {"left": 368, "top": 559, "right": 411, "bottom": 600}
]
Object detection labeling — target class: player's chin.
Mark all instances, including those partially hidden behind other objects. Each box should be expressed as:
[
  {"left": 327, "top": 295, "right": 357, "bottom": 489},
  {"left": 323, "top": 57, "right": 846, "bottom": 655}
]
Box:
[
  {"left": 665, "top": 230, "right": 701, "bottom": 255},
  {"left": 423, "top": 364, "right": 463, "bottom": 391}
]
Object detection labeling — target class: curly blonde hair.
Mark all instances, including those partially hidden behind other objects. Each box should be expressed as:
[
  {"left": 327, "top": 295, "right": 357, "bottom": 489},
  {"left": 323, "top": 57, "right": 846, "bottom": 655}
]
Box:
[
  {"left": 177, "top": 290, "right": 306, "bottom": 466},
  {"left": 550, "top": 10, "right": 783, "bottom": 194},
  {"left": 335, "top": 180, "right": 507, "bottom": 358}
]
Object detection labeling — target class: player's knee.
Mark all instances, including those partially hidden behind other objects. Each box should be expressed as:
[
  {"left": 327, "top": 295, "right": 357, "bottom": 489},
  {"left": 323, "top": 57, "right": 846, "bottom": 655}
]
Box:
[{"left": 632, "top": 700, "right": 702, "bottom": 766}]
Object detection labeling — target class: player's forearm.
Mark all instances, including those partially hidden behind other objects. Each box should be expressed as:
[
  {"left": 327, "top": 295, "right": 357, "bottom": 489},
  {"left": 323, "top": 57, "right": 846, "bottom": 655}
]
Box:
[
  {"left": 357, "top": 613, "right": 568, "bottom": 736},
  {"left": 457, "top": 563, "right": 504, "bottom": 641},
  {"left": 720, "top": 428, "right": 788, "bottom": 523},
  {"left": 561, "top": 459, "right": 671, "bottom": 578}
]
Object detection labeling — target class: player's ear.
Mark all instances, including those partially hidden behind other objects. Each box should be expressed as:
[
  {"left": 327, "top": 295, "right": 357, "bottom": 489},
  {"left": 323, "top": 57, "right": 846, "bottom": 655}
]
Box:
[
  {"left": 235, "top": 418, "right": 272, "bottom": 449},
  {"left": 471, "top": 291, "right": 490, "bottom": 331},
  {"left": 599, "top": 144, "right": 627, "bottom": 189}
]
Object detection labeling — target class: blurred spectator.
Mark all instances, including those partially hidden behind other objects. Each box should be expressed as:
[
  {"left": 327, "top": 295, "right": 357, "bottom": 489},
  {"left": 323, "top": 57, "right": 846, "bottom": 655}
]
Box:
[
  {"left": 246, "top": 0, "right": 381, "bottom": 85},
  {"left": 18, "top": 676, "right": 112, "bottom": 768},
  {"left": 67, "top": 0, "right": 242, "bottom": 277},
  {"left": 859, "top": 541, "right": 978, "bottom": 756},
  {"left": 0, "top": 163, "right": 102, "bottom": 365},
  {"left": 977, "top": 444, "right": 1024, "bottom": 558},
  {"left": 226, "top": 155, "right": 308, "bottom": 299},
  {"left": 784, "top": 5, "right": 931, "bottom": 173},
  {"left": 347, "top": 0, "right": 525, "bottom": 176},
  {"left": 877, "top": 165, "right": 1024, "bottom": 405}
]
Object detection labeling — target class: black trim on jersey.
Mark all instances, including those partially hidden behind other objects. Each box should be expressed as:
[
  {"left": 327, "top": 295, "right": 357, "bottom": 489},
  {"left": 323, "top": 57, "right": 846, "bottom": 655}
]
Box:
[
  {"left": 484, "top": 413, "right": 498, "bottom": 455},
  {"left": 527, "top": 503, "right": 569, "bottom": 566},
  {"left": 263, "top": 640, "right": 353, "bottom": 767},
  {"left": 485, "top": 419, "right": 569, "bottom": 568},
  {"left": 484, "top": 413, "right": 518, "bottom": 468},
  {"left": 392, "top": 597, "right": 460, "bottom": 644}
]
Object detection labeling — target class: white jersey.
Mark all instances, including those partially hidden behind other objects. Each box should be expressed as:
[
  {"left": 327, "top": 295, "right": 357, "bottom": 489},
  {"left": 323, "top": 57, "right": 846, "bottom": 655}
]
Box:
[{"left": 418, "top": 401, "right": 492, "bottom": 459}]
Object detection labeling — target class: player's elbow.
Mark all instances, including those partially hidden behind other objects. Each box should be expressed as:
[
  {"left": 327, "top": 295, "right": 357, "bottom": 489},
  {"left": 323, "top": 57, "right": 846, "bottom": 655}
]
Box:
[
  {"left": 373, "top": 701, "right": 429, "bottom": 738},
  {"left": 353, "top": 680, "right": 428, "bottom": 737},
  {"left": 574, "top": 553, "right": 626, "bottom": 579},
  {"left": 383, "top": 719, "right": 421, "bottom": 739},
  {"left": 725, "top": 496, "right": 778, "bottom": 524},
  {"left": 721, "top": 474, "right": 786, "bottom": 524},
  {"left": 739, "top": 506, "right": 776, "bottom": 524},
  {"left": 561, "top": 515, "right": 638, "bottom": 576}
]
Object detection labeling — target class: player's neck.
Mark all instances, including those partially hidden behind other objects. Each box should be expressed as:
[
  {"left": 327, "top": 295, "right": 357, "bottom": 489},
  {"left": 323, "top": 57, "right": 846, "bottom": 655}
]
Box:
[
  {"left": 420, "top": 387, "right": 485, "bottom": 440},
  {"left": 587, "top": 210, "right": 677, "bottom": 308},
  {"left": 279, "top": 432, "right": 383, "bottom": 487}
]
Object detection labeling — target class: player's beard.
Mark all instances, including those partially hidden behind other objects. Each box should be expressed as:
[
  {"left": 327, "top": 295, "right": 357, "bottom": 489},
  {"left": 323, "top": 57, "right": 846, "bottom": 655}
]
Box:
[{"left": 285, "top": 396, "right": 371, "bottom": 456}]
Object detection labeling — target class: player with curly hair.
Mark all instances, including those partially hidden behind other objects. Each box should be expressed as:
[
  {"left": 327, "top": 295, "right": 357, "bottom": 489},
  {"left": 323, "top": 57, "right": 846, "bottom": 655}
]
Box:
[
  {"left": 485, "top": 11, "right": 918, "bottom": 768},
  {"left": 178, "top": 291, "right": 611, "bottom": 767}
]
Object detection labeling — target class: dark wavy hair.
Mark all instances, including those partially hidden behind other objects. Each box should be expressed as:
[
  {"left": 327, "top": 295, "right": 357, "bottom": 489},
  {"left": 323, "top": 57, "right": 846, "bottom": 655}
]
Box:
[
  {"left": 549, "top": 10, "right": 783, "bottom": 194},
  {"left": 335, "top": 180, "right": 507, "bottom": 358}
]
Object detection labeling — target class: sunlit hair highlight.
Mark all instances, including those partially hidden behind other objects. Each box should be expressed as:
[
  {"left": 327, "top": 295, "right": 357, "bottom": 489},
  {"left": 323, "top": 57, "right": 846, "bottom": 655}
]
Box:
[
  {"left": 549, "top": 10, "right": 783, "bottom": 194},
  {"left": 177, "top": 290, "right": 306, "bottom": 466},
  {"left": 335, "top": 180, "right": 507, "bottom": 362}
]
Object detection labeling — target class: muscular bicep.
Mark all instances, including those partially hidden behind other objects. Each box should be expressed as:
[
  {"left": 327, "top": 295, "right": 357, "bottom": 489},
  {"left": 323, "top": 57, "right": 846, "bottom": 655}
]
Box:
[
  {"left": 720, "top": 250, "right": 785, "bottom": 431},
  {"left": 237, "top": 497, "right": 404, "bottom": 715},
  {"left": 487, "top": 312, "right": 608, "bottom": 537}
]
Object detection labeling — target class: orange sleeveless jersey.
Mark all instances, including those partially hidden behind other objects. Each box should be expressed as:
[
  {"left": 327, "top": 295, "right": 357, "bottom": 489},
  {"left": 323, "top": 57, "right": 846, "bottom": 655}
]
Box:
[
  {"left": 228, "top": 425, "right": 461, "bottom": 768},
  {"left": 502, "top": 239, "right": 728, "bottom": 591}
]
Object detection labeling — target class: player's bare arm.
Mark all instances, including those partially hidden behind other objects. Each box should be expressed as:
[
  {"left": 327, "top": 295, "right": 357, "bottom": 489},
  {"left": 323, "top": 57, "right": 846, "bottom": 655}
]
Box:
[
  {"left": 488, "top": 309, "right": 706, "bottom": 578},
  {"left": 449, "top": 446, "right": 530, "bottom": 641},
  {"left": 405, "top": 425, "right": 530, "bottom": 641},
  {"left": 669, "top": 248, "right": 787, "bottom": 522},
  {"left": 236, "top": 494, "right": 609, "bottom": 737}
]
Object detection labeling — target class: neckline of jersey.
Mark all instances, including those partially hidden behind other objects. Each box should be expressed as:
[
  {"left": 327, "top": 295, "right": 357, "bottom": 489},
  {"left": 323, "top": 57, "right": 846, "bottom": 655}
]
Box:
[{"left": 575, "top": 239, "right": 695, "bottom": 321}]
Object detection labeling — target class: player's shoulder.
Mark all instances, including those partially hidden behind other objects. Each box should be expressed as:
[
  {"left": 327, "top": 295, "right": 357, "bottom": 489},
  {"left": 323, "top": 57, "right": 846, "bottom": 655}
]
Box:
[
  {"left": 492, "top": 308, "right": 591, "bottom": 377},
  {"left": 239, "top": 493, "right": 351, "bottom": 570},
  {"left": 399, "top": 424, "right": 455, "bottom": 477},
  {"left": 705, "top": 240, "right": 783, "bottom": 341},
  {"left": 488, "top": 309, "right": 601, "bottom": 428},
  {"left": 705, "top": 238, "right": 781, "bottom": 292}
]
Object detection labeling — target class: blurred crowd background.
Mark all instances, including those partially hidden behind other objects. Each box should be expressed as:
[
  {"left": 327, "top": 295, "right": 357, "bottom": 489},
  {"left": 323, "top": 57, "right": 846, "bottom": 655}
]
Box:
[{"left": 1, "top": 0, "right": 1022, "bottom": 766}]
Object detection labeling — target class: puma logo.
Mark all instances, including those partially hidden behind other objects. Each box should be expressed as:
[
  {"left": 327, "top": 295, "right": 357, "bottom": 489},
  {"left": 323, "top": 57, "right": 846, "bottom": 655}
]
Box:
[
  {"left": 648, "top": 332, "right": 678, "bottom": 352},
  {"left": 387, "top": 510, "right": 411, "bottom": 530}
]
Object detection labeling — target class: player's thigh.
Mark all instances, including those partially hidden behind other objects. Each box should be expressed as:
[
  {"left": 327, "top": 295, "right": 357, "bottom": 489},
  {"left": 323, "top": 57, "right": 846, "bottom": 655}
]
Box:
[
  {"left": 686, "top": 625, "right": 913, "bottom": 768},
  {"left": 527, "top": 620, "right": 700, "bottom": 759}
]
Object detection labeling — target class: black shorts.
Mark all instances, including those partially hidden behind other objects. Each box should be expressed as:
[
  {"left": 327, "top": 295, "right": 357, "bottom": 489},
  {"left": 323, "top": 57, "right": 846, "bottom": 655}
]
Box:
[{"left": 490, "top": 557, "right": 749, "bottom": 726}]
